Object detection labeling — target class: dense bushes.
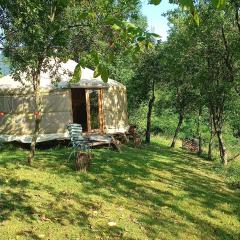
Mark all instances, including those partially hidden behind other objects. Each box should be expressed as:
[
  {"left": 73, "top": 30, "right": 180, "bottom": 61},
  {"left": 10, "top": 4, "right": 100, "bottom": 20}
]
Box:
[
  {"left": 129, "top": 100, "right": 240, "bottom": 153},
  {"left": 129, "top": 103, "right": 178, "bottom": 136}
]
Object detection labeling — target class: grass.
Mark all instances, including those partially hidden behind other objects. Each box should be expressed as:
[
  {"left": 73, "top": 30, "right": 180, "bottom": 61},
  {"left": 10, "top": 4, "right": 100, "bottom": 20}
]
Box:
[
  {"left": 215, "top": 160, "right": 240, "bottom": 189},
  {"left": 0, "top": 137, "right": 239, "bottom": 240}
]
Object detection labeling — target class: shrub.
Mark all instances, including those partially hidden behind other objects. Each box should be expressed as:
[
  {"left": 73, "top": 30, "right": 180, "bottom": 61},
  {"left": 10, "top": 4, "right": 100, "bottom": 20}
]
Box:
[{"left": 225, "top": 161, "right": 240, "bottom": 188}]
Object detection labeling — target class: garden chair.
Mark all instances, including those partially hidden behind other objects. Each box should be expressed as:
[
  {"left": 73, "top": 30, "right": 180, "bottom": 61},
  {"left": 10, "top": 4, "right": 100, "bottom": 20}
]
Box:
[{"left": 66, "top": 123, "right": 91, "bottom": 160}]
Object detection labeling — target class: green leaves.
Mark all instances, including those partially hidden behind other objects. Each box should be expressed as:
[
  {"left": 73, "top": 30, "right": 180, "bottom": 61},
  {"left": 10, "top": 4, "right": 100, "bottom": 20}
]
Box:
[
  {"left": 179, "top": 0, "right": 194, "bottom": 9},
  {"left": 149, "top": 0, "right": 226, "bottom": 26},
  {"left": 91, "top": 51, "right": 100, "bottom": 65},
  {"left": 93, "top": 65, "right": 101, "bottom": 78},
  {"left": 92, "top": 52, "right": 109, "bottom": 82},
  {"left": 178, "top": 0, "right": 226, "bottom": 9},
  {"left": 149, "top": 33, "right": 160, "bottom": 38},
  {"left": 178, "top": 0, "right": 200, "bottom": 25},
  {"left": 94, "top": 64, "right": 109, "bottom": 82},
  {"left": 211, "top": 0, "right": 226, "bottom": 9},
  {"left": 112, "top": 23, "right": 121, "bottom": 31},
  {"left": 150, "top": 0, "right": 194, "bottom": 7},
  {"left": 71, "top": 63, "right": 82, "bottom": 83},
  {"left": 71, "top": 60, "right": 110, "bottom": 84},
  {"left": 149, "top": 0, "right": 162, "bottom": 5},
  {"left": 101, "top": 67, "right": 109, "bottom": 83},
  {"left": 193, "top": 11, "right": 200, "bottom": 26}
]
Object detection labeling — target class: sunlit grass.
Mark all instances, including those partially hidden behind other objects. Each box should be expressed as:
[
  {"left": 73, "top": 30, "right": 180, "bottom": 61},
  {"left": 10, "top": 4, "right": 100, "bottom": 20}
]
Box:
[{"left": 0, "top": 137, "right": 239, "bottom": 240}]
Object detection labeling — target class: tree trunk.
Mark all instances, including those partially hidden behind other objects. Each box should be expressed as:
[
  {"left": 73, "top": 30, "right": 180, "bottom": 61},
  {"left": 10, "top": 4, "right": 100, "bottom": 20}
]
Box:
[
  {"left": 216, "top": 130, "right": 227, "bottom": 165},
  {"left": 198, "top": 134, "right": 202, "bottom": 155},
  {"left": 28, "top": 72, "right": 42, "bottom": 165},
  {"left": 208, "top": 130, "right": 214, "bottom": 161},
  {"left": 171, "top": 112, "right": 184, "bottom": 148},
  {"left": 28, "top": 117, "right": 41, "bottom": 165},
  {"left": 233, "top": 1, "right": 240, "bottom": 37},
  {"left": 208, "top": 115, "right": 215, "bottom": 160},
  {"left": 197, "top": 107, "right": 203, "bottom": 155},
  {"left": 145, "top": 96, "right": 155, "bottom": 143},
  {"left": 211, "top": 106, "right": 227, "bottom": 165},
  {"left": 145, "top": 80, "right": 155, "bottom": 144}
]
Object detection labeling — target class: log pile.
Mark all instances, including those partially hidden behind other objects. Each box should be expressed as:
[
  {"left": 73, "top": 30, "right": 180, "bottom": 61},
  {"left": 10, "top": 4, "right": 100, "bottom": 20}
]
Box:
[
  {"left": 111, "top": 138, "right": 122, "bottom": 152},
  {"left": 134, "top": 136, "right": 142, "bottom": 148},
  {"left": 111, "top": 125, "right": 142, "bottom": 149},
  {"left": 182, "top": 138, "right": 199, "bottom": 152},
  {"left": 128, "top": 125, "right": 142, "bottom": 148},
  {"left": 113, "top": 132, "right": 129, "bottom": 144}
]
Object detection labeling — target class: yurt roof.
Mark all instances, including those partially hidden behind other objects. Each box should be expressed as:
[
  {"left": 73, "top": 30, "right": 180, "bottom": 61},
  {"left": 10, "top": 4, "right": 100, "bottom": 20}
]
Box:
[{"left": 0, "top": 59, "right": 126, "bottom": 90}]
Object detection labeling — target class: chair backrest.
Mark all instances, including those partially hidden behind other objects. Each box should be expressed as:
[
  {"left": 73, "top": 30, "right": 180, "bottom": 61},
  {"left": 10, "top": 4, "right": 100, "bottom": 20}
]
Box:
[{"left": 67, "top": 123, "right": 85, "bottom": 146}]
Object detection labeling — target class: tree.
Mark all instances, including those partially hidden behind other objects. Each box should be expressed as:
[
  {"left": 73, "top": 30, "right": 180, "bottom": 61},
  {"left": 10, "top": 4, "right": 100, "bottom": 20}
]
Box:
[
  {"left": 128, "top": 47, "right": 162, "bottom": 143},
  {"left": 162, "top": 19, "right": 200, "bottom": 148},
  {"left": 156, "top": 1, "right": 240, "bottom": 163},
  {"left": 165, "top": 3, "right": 240, "bottom": 164},
  {"left": 0, "top": 0, "right": 75, "bottom": 164},
  {"left": 196, "top": 5, "right": 239, "bottom": 165}
]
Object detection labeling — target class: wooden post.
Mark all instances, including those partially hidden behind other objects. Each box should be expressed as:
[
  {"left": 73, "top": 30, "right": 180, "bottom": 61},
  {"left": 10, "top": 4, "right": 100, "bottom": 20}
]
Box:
[
  {"left": 99, "top": 89, "right": 104, "bottom": 134},
  {"left": 85, "top": 90, "right": 91, "bottom": 133}
]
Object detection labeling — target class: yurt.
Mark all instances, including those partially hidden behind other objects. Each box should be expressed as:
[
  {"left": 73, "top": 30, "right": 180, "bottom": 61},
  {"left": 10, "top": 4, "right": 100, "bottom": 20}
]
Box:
[{"left": 0, "top": 60, "right": 128, "bottom": 143}]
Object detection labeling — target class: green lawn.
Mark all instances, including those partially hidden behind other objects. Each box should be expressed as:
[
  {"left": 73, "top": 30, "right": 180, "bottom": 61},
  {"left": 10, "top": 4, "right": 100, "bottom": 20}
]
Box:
[{"left": 0, "top": 137, "right": 239, "bottom": 240}]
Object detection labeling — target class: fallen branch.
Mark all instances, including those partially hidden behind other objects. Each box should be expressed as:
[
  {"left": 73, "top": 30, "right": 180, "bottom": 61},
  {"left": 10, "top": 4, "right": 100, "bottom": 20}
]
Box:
[{"left": 228, "top": 153, "right": 240, "bottom": 162}]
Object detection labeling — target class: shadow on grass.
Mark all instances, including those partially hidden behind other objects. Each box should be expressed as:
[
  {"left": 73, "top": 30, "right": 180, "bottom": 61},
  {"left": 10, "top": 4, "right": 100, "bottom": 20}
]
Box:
[{"left": 0, "top": 141, "right": 239, "bottom": 239}]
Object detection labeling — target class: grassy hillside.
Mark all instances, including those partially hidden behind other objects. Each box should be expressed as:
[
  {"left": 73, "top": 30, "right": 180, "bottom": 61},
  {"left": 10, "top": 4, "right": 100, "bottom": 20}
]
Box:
[{"left": 0, "top": 137, "right": 239, "bottom": 240}]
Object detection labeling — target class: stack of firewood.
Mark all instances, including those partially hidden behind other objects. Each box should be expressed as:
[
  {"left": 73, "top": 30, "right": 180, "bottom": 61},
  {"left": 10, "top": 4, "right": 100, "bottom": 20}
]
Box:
[
  {"left": 113, "top": 132, "right": 129, "bottom": 144},
  {"left": 128, "top": 125, "right": 142, "bottom": 148},
  {"left": 111, "top": 138, "right": 122, "bottom": 152},
  {"left": 182, "top": 138, "right": 199, "bottom": 152}
]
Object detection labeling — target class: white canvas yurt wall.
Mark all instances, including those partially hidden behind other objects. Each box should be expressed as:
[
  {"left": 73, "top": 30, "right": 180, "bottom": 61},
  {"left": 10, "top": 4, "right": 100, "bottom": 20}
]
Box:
[{"left": 0, "top": 60, "right": 128, "bottom": 143}]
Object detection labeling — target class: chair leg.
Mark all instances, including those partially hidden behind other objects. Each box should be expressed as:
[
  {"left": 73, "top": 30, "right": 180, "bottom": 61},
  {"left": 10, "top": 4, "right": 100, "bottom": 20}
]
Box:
[
  {"left": 68, "top": 151, "right": 74, "bottom": 161},
  {"left": 68, "top": 148, "right": 77, "bottom": 161},
  {"left": 68, "top": 142, "right": 92, "bottom": 161}
]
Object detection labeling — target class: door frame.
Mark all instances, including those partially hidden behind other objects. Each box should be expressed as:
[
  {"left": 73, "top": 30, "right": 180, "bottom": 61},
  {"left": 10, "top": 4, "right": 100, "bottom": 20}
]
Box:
[{"left": 85, "top": 89, "right": 104, "bottom": 134}]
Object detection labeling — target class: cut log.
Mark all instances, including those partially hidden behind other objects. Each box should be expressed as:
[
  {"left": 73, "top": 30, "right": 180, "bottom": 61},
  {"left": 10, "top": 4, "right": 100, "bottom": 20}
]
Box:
[
  {"left": 75, "top": 152, "right": 91, "bottom": 172},
  {"left": 134, "top": 136, "right": 142, "bottom": 148}
]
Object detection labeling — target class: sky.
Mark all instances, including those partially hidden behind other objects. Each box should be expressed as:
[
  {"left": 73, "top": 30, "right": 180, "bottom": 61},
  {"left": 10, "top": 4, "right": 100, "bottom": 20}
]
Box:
[{"left": 141, "top": 0, "right": 177, "bottom": 41}]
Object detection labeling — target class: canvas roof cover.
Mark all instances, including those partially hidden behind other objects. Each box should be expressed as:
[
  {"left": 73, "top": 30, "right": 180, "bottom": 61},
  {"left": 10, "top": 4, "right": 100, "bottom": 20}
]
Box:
[{"left": 0, "top": 59, "right": 126, "bottom": 90}]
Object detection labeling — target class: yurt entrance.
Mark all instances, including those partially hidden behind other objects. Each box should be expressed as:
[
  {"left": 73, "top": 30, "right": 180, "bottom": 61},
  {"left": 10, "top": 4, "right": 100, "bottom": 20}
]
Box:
[{"left": 71, "top": 88, "right": 104, "bottom": 133}]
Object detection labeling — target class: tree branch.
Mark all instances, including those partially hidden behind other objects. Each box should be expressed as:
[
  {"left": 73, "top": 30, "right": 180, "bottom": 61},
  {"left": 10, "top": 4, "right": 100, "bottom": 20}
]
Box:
[
  {"left": 221, "top": 26, "right": 234, "bottom": 82},
  {"left": 233, "top": 0, "right": 240, "bottom": 36},
  {"left": 228, "top": 153, "right": 240, "bottom": 162}
]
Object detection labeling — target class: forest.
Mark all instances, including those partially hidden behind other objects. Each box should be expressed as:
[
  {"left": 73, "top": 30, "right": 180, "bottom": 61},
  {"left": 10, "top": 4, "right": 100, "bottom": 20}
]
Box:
[
  {"left": 0, "top": 0, "right": 240, "bottom": 239},
  {"left": 128, "top": 2, "right": 240, "bottom": 166}
]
